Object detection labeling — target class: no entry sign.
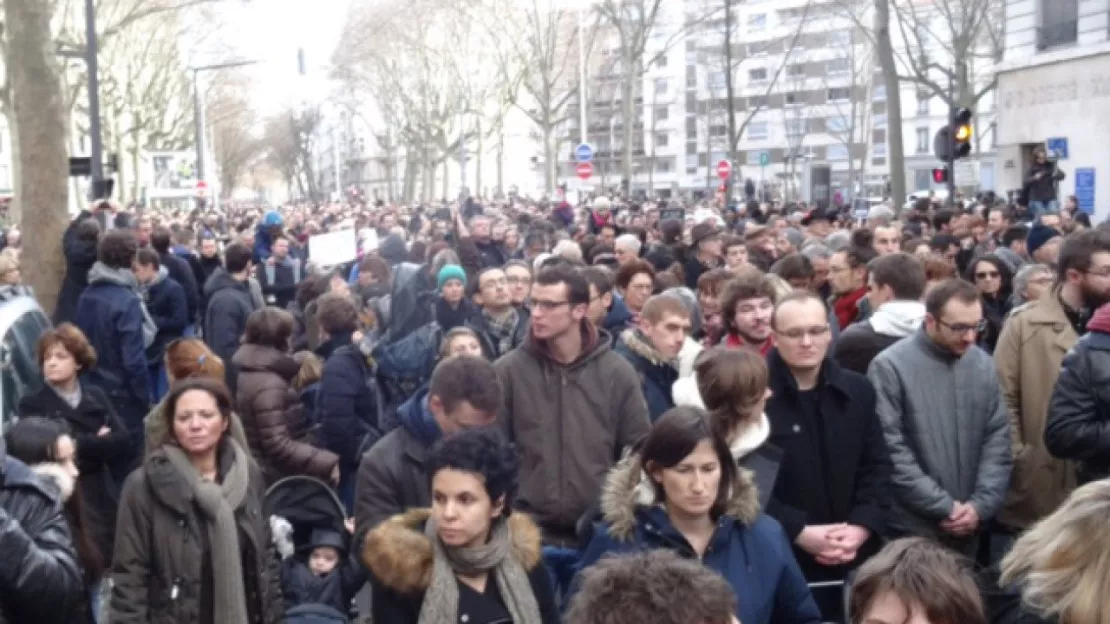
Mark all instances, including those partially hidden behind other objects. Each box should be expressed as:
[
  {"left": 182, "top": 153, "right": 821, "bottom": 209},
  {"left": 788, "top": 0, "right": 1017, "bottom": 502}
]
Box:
[
  {"left": 576, "top": 162, "right": 593, "bottom": 180},
  {"left": 716, "top": 160, "right": 732, "bottom": 180}
]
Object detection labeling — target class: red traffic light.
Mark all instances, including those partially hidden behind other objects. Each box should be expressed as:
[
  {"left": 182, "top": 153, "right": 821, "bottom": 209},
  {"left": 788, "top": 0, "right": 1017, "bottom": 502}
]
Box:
[{"left": 932, "top": 167, "right": 949, "bottom": 184}]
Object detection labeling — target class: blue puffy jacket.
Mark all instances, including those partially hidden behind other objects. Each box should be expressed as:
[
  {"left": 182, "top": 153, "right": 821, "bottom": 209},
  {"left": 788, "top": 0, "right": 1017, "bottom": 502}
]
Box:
[{"left": 575, "top": 455, "right": 821, "bottom": 624}]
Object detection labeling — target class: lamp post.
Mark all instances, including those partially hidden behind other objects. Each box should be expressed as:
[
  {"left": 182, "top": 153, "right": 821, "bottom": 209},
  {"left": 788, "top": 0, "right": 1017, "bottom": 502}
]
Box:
[{"left": 189, "top": 59, "right": 261, "bottom": 184}]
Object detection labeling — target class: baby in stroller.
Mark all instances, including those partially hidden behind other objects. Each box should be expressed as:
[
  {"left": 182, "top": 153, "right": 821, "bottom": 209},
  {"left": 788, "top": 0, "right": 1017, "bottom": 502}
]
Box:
[
  {"left": 267, "top": 475, "right": 367, "bottom": 623},
  {"left": 280, "top": 527, "right": 366, "bottom": 617}
]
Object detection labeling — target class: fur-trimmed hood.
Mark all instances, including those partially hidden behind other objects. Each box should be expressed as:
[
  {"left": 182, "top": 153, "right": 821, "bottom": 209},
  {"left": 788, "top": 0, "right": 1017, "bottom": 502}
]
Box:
[
  {"left": 617, "top": 329, "right": 677, "bottom": 368},
  {"left": 599, "top": 451, "right": 761, "bottom": 542},
  {"left": 361, "top": 509, "right": 544, "bottom": 595},
  {"left": 30, "top": 462, "right": 76, "bottom": 502}
]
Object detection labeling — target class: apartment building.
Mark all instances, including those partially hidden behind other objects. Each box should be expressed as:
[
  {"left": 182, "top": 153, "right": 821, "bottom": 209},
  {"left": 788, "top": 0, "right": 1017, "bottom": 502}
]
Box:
[
  {"left": 561, "top": 0, "right": 997, "bottom": 200},
  {"left": 996, "top": 0, "right": 1110, "bottom": 219}
]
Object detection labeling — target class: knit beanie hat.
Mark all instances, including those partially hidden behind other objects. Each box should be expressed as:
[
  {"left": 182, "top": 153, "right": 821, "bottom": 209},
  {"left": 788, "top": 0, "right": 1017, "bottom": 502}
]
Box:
[
  {"left": 437, "top": 264, "right": 467, "bottom": 290},
  {"left": 1026, "top": 224, "right": 1061, "bottom": 258}
]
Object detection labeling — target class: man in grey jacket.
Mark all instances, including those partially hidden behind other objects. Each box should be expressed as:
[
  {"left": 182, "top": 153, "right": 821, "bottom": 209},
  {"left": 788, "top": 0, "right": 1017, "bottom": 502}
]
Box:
[{"left": 868, "top": 278, "right": 1012, "bottom": 557}]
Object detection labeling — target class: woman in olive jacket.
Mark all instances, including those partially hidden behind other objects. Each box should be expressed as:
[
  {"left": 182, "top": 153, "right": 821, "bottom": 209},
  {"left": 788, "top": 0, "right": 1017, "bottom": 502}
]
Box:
[
  {"left": 232, "top": 307, "right": 339, "bottom": 486},
  {"left": 109, "top": 377, "right": 282, "bottom": 624}
]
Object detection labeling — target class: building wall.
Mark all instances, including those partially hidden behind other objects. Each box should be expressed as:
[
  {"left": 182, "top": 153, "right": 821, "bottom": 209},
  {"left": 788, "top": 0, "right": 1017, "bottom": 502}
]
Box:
[{"left": 997, "top": 0, "right": 1110, "bottom": 219}]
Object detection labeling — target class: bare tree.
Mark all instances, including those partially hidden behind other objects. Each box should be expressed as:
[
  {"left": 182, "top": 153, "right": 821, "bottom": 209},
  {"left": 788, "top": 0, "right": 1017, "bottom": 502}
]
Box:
[
  {"left": 5, "top": 0, "right": 69, "bottom": 312},
  {"left": 821, "top": 27, "right": 874, "bottom": 200},
  {"left": 208, "top": 73, "right": 259, "bottom": 195},
  {"left": 595, "top": 0, "right": 721, "bottom": 187},
  {"left": 261, "top": 106, "right": 321, "bottom": 200},
  {"left": 874, "top": 0, "right": 906, "bottom": 207}
]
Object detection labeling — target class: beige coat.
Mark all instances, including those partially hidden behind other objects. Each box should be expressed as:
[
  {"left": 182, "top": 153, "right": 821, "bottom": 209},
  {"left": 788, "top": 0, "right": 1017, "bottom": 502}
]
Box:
[{"left": 993, "top": 294, "right": 1078, "bottom": 528}]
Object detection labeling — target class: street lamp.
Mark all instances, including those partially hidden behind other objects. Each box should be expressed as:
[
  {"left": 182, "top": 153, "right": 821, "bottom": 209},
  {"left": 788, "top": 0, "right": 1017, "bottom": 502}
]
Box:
[{"left": 189, "top": 59, "right": 261, "bottom": 184}]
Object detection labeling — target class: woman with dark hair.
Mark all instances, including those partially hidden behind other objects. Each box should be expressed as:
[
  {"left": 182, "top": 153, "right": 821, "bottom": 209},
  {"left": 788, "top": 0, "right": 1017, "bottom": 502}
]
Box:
[
  {"left": 964, "top": 254, "right": 1013, "bottom": 353},
  {"left": 4, "top": 417, "right": 102, "bottom": 623},
  {"left": 55, "top": 215, "right": 101, "bottom": 325},
  {"left": 110, "top": 377, "right": 282, "bottom": 623},
  {"left": 232, "top": 307, "right": 339, "bottom": 486},
  {"left": 362, "top": 427, "right": 560, "bottom": 624},
  {"left": 576, "top": 406, "right": 820, "bottom": 624},
  {"left": 18, "top": 324, "right": 132, "bottom": 583}
]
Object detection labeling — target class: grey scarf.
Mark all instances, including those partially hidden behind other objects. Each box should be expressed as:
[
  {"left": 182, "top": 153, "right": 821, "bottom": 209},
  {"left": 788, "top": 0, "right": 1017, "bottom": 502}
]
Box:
[
  {"left": 419, "top": 517, "right": 540, "bottom": 624},
  {"left": 163, "top": 440, "right": 251, "bottom": 624},
  {"left": 88, "top": 261, "right": 158, "bottom": 348}
]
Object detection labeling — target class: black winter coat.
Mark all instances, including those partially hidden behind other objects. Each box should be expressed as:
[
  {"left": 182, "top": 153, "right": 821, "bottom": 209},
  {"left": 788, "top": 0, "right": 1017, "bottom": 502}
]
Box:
[
  {"left": 158, "top": 251, "right": 200, "bottom": 324},
  {"left": 280, "top": 553, "right": 365, "bottom": 613},
  {"left": 764, "top": 350, "right": 891, "bottom": 582},
  {"left": 54, "top": 212, "right": 99, "bottom": 326},
  {"left": 613, "top": 329, "right": 678, "bottom": 422},
  {"left": 204, "top": 269, "right": 257, "bottom": 393},
  {"left": 0, "top": 449, "right": 83, "bottom": 624},
  {"left": 831, "top": 320, "right": 902, "bottom": 375},
  {"left": 18, "top": 383, "right": 133, "bottom": 563},
  {"left": 316, "top": 336, "right": 382, "bottom": 470},
  {"left": 1046, "top": 330, "right": 1110, "bottom": 484},
  {"left": 144, "top": 275, "right": 189, "bottom": 363}
]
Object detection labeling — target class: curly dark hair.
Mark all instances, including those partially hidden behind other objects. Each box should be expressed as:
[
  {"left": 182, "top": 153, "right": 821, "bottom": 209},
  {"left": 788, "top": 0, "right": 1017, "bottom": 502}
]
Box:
[
  {"left": 97, "top": 229, "right": 138, "bottom": 269},
  {"left": 427, "top": 427, "right": 520, "bottom": 516}
]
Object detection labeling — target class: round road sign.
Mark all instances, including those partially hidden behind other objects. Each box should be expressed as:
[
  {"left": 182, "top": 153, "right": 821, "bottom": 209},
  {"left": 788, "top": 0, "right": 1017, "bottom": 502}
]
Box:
[
  {"left": 716, "top": 160, "right": 732, "bottom": 180},
  {"left": 576, "top": 162, "right": 593, "bottom": 180},
  {"left": 195, "top": 180, "right": 208, "bottom": 197},
  {"left": 575, "top": 143, "right": 594, "bottom": 163}
]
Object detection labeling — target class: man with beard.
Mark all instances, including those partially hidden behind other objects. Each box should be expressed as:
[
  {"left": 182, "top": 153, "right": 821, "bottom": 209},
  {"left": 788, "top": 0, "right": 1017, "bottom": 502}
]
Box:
[
  {"left": 720, "top": 268, "right": 777, "bottom": 356},
  {"left": 994, "top": 230, "right": 1110, "bottom": 554}
]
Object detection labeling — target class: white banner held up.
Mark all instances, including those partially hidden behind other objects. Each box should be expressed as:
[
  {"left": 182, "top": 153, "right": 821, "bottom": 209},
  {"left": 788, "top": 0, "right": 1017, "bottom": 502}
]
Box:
[{"left": 308, "top": 229, "right": 358, "bottom": 268}]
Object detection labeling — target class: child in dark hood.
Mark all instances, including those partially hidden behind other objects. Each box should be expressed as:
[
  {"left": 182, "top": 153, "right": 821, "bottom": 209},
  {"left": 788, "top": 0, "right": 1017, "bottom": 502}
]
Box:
[{"left": 280, "top": 527, "right": 366, "bottom": 616}]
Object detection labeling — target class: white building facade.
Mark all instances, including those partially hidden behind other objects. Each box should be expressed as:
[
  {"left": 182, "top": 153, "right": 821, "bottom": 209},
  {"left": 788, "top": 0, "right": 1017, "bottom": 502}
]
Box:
[{"left": 996, "top": 0, "right": 1109, "bottom": 220}]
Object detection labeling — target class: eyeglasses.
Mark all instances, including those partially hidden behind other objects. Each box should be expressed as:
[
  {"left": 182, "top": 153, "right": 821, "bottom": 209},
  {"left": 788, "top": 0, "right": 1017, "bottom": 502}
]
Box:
[
  {"left": 532, "top": 299, "right": 570, "bottom": 312},
  {"left": 506, "top": 276, "right": 531, "bottom": 285},
  {"left": 1083, "top": 267, "right": 1110, "bottom": 278},
  {"left": 974, "top": 271, "right": 1000, "bottom": 280},
  {"left": 775, "top": 326, "right": 831, "bottom": 341},
  {"left": 937, "top": 318, "right": 987, "bottom": 335}
]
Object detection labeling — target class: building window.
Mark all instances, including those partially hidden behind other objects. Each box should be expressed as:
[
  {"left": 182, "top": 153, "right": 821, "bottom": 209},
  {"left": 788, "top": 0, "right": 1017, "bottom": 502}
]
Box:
[
  {"left": 785, "top": 119, "right": 805, "bottom": 136},
  {"left": 747, "top": 121, "right": 769, "bottom": 140},
  {"left": 656, "top": 157, "right": 674, "bottom": 173},
  {"left": 787, "top": 63, "right": 805, "bottom": 77},
  {"left": 709, "top": 124, "right": 728, "bottom": 138},
  {"left": 827, "top": 87, "right": 851, "bottom": 101},
  {"left": 654, "top": 53, "right": 668, "bottom": 69},
  {"left": 748, "top": 13, "right": 767, "bottom": 31},
  {"left": 874, "top": 113, "right": 887, "bottom": 128},
  {"left": 655, "top": 132, "right": 670, "bottom": 148},
  {"left": 709, "top": 71, "right": 727, "bottom": 89},
  {"left": 915, "top": 168, "right": 933, "bottom": 190},
  {"left": 826, "top": 115, "right": 849, "bottom": 133},
  {"left": 1038, "top": 0, "right": 1078, "bottom": 50},
  {"left": 827, "top": 144, "right": 849, "bottom": 161},
  {"left": 686, "top": 154, "right": 698, "bottom": 174},
  {"left": 872, "top": 157, "right": 887, "bottom": 167},
  {"left": 748, "top": 68, "right": 768, "bottom": 82},
  {"left": 686, "top": 40, "right": 696, "bottom": 53},
  {"left": 916, "top": 127, "right": 930, "bottom": 154},
  {"left": 747, "top": 42, "right": 766, "bottom": 56},
  {"left": 827, "top": 58, "right": 850, "bottom": 73},
  {"left": 872, "top": 85, "right": 886, "bottom": 101},
  {"left": 749, "top": 95, "right": 768, "bottom": 108},
  {"left": 686, "top": 141, "right": 697, "bottom": 155},
  {"left": 916, "top": 90, "right": 930, "bottom": 115},
  {"left": 686, "top": 66, "right": 697, "bottom": 88},
  {"left": 654, "top": 78, "right": 669, "bottom": 95},
  {"left": 655, "top": 105, "right": 669, "bottom": 121},
  {"left": 873, "top": 144, "right": 887, "bottom": 158},
  {"left": 785, "top": 92, "right": 799, "bottom": 105},
  {"left": 686, "top": 117, "right": 697, "bottom": 134}
]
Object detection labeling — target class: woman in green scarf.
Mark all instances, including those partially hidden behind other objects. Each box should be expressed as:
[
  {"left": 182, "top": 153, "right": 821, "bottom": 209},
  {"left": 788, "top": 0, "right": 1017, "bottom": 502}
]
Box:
[{"left": 363, "top": 427, "right": 560, "bottom": 624}]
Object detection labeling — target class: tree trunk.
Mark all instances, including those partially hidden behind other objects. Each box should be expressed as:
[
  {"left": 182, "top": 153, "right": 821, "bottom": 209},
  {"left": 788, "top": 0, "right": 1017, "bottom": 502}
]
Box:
[
  {"left": 874, "top": 0, "right": 906, "bottom": 210},
  {"left": 7, "top": 0, "right": 69, "bottom": 314},
  {"left": 620, "top": 50, "right": 635, "bottom": 191},
  {"left": 542, "top": 124, "right": 555, "bottom": 192},
  {"left": 475, "top": 120, "right": 483, "bottom": 196},
  {"left": 441, "top": 159, "right": 449, "bottom": 200},
  {"left": 496, "top": 128, "right": 505, "bottom": 197},
  {"left": 131, "top": 146, "right": 142, "bottom": 203}
]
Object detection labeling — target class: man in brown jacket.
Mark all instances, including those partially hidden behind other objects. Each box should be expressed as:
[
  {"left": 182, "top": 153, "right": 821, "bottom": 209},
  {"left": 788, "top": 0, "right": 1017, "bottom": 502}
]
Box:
[
  {"left": 495, "top": 264, "right": 650, "bottom": 595},
  {"left": 993, "top": 229, "right": 1110, "bottom": 552}
]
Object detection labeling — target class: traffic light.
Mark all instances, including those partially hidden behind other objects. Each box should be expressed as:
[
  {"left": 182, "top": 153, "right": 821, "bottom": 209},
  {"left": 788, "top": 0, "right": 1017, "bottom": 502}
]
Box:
[
  {"left": 932, "top": 167, "right": 949, "bottom": 184},
  {"left": 952, "top": 108, "right": 972, "bottom": 159}
]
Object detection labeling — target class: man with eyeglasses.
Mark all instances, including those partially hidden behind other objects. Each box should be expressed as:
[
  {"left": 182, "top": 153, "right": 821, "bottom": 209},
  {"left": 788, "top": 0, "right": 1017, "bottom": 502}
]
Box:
[
  {"left": 1002, "top": 230, "right": 1110, "bottom": 550},
  {"left": 495, "top": 264, "right": 649, "bottom": 597},
  {"left": 764, "top": 291, "right": 890, "bottom": 620},
  {"left": 868, "top": 278, "right": 1012, "bottom": 557},
  {"left": 466, "top": 267, "right": 530, "bottom": 361}
]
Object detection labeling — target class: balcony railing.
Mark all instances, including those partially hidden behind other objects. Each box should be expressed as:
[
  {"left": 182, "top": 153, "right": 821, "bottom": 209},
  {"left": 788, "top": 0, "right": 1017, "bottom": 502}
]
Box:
[{"left": 1037, "top": 20, "right": 1078, "bottom": 51}]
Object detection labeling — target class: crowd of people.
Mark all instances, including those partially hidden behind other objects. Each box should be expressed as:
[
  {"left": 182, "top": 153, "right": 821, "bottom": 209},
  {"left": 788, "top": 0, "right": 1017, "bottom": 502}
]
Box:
[{"left": 1, "top": 189, "right": 1110, "bottom": 624}]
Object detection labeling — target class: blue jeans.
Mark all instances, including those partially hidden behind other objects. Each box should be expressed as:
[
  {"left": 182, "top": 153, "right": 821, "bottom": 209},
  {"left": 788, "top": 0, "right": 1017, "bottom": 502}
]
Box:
[
  {"left": 1029, "top": 199, "right": 1059, "bottom": 220},
  {"left": 147, "top": 363, "right": 168, "bottom": 404},
  {"left": 542, "top": 545, "right": 581, "bottom": 602}
]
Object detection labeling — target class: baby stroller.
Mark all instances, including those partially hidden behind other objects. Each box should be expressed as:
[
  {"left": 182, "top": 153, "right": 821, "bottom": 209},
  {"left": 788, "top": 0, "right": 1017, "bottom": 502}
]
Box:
[{"left": 266, "top": 476, "right": 364, "bottom": 624}]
